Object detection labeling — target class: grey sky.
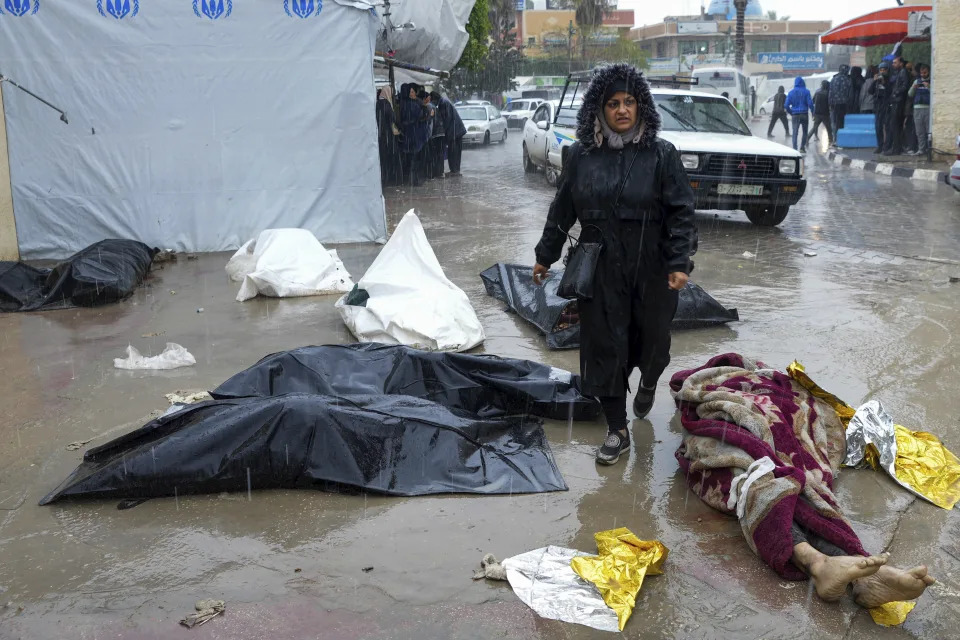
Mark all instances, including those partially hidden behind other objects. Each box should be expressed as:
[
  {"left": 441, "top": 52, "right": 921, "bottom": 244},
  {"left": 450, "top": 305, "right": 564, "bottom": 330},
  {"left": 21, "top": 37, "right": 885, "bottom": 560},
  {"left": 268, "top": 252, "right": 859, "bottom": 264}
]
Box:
[{"left": 619, "top": 0, "right": 903, "bottom": 29}]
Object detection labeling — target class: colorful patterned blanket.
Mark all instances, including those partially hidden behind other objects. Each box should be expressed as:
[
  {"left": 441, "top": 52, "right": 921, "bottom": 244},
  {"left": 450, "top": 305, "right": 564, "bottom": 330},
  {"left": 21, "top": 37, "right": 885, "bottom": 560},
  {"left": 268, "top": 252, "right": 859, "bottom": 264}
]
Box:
[{"left": 671, "top": 354, "right": 867, "bottom": 579}]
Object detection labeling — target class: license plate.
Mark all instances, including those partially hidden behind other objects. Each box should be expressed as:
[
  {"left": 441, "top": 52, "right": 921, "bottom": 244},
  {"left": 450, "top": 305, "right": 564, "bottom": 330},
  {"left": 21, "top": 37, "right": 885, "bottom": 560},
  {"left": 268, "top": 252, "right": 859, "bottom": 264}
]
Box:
[{"left": 718, "top": 184, "right": 763, "bottom": 196}]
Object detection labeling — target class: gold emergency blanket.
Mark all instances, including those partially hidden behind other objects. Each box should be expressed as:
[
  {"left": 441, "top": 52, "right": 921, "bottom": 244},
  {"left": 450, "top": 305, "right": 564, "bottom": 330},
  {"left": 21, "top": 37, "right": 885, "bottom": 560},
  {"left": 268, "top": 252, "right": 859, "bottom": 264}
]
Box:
[
  {"left": 786, "top": 361, "right": 856, "bottom": 427},
  {"left": 869, "top": 600, "right": 916, "bottom": 627},
  {"left": 570, "top": 528, "right": 668, "bottom": 631}
]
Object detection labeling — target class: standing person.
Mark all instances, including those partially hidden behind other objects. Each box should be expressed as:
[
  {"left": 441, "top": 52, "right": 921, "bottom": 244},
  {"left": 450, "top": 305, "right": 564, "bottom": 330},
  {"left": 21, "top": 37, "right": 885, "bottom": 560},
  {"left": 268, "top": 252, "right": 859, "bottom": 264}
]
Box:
[
  {"left": 433, "top": 91, "right": 466, "bottom": 176},
  {"left": 871, "top": 62, "right": 891, "bottom": 153},
  {"left": 859, "top": 66, "right": 877, "bottom": 115},
  {"left": 785, "top": 76, "right": 814, "bottom": 152},
  {"left": 375, "top": 86, "right": 402, "bottom": 186},
  {"left": 808, "top": 80, "right": 833, "bottom": 146},
  {"left": 883, "top": 56, "right": 911, "bottom": 156},
  {"left": 398, "top": 83, "right": 429, "bottom": 186},
  {"left": 829, "top": 64, "right": 853, "bottom": 142},
  {"left": 909, "top": 64, "right": 931, "bottom": 156},
  {"left": 767, "top": 86, "right": 789, "bottom": 138},
  {"left": 531, "top": 63, "right": 698, "bottom": 465},
  {"left": 902, "top": 63, "right": 918, "bottom": 154},
  {"left": 417, "top": 88, "right": 435, "bottom": 179},
  {"left": 750, "top": 85, "right": 757, "bottom": 117},
  {"left": 848, "top": 66, "right": 864, "bottom": 115},
  {"left": 427, "top": 91, "right": 450, "bottom": 177}
]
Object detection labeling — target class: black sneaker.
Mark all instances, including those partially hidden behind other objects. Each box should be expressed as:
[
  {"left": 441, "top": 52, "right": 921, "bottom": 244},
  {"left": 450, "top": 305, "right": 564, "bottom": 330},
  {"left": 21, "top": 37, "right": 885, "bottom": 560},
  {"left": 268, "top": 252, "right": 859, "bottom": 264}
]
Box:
[
  {"left": 596, "top": 430, "right": 630, "bottom": 465},
  {"left": 633, "top": 386, "right": 656, "bottom": 419}
]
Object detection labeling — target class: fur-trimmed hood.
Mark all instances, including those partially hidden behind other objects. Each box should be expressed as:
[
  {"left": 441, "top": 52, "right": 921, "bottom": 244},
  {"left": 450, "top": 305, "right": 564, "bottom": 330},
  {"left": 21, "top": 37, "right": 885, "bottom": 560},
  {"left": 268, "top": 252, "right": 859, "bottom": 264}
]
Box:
[{"left": 575, "top": 63, "right": 661, "bottom": 151}]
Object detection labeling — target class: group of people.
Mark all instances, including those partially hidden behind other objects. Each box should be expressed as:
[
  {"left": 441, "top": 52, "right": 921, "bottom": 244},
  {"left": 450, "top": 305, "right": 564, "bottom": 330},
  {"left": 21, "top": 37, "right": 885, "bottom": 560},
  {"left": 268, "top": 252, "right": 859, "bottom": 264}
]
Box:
[
  {"left": 376, "top": 83, "right": 467, "bottom": 187},
  {"left": 531, "top": 62, "right": 935, "bottom": 616},
  {"left": 766, "top": 59, "right": 931, "bottom": 156}
]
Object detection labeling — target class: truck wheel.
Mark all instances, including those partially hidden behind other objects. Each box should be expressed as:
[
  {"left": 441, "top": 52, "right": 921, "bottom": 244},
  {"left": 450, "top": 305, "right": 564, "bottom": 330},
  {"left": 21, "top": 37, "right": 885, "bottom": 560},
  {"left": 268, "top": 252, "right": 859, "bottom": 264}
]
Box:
[
  {"left": 745, "top": 206, "right": 789, "bottom": 226},
  {"left": 523, "top": 144, "right": 536, "bottom": 173},
  {"left": 483, "top": 131, "right": 491, "bottom": 146}
]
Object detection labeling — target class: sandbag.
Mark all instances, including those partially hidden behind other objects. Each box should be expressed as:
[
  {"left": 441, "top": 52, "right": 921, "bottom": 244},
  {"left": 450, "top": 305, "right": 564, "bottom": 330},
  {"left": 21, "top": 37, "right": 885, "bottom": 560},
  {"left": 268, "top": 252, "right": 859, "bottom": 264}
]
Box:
[
  {"left": 39, "top": 393, "right": 567, "bottom": 505},
  {"left": 0, "top": 240, "right": 155, "bottom": 312},
  {"left": 225, "top": 228, "right": 354, "bottom": 302},
  {"left": 480, "top": 263, "right": 739, "bottom": 349},
  {"left": 211, "top": 343, "right": 602, "bottom": 421},
  {"left": 335, "top": 210, "right": 484, "bottom": 352}
]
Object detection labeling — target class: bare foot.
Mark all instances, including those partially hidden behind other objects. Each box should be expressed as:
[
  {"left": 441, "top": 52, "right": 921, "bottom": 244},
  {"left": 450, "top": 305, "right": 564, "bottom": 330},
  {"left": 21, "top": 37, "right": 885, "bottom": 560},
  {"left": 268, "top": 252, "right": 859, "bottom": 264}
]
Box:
[
  {"left": 853, "top": 565, "right": 936, "bottom": 608},
  {"left": 809, "top": 554, "right": 889, "bottom": 601}
]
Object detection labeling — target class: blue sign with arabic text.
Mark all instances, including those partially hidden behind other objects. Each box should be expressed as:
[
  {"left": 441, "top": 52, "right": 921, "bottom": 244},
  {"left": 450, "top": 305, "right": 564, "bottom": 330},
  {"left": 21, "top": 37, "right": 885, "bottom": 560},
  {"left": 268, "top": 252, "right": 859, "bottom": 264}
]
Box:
[{"left": 757, "top": 52, "right": 824, "bottom": 70}]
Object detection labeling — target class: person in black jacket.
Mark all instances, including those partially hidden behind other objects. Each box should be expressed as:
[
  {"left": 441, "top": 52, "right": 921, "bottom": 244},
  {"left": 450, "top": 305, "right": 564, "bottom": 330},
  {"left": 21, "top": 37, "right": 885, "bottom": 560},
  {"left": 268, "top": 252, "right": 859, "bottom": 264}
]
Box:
[
  {"left": 871, "top": 62, "right": 891, "bottom": 153},
  {"left": 883, "top": 57, "right": 911, "bottom": 155},
  {"left": 829, "top": 65, "right": 853, "bottom": 141},
  {"left": 432, "top": 92, "right": 467, "bottom": 176},
  {"left": 376, "top": 87, "right": 402, "bottom": 186},
  {"left": 532, "top": 63, "right": 698, "bottom": 465},
  {"left": 808, "top": 81, "right": 833, "bottom": 145},
  {"left": 767, "top": 86, "right": 789, "bottom": 138}
]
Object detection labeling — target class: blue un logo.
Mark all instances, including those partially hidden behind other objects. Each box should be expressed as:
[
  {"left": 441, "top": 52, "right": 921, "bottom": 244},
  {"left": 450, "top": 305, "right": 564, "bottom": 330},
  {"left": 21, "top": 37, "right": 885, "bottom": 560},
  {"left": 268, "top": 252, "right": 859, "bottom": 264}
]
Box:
[
  {"left": 195, "top": 0, "right": 232, "bottom": 19},
  {"left": 285, "top": 0, "right": 321, "bottom": 18},
  {"left": 98, "top": 0, "right": 140, "bottom": 19},
  {"left": 0, "top": 0, "right": 39, "bottom": 16}
]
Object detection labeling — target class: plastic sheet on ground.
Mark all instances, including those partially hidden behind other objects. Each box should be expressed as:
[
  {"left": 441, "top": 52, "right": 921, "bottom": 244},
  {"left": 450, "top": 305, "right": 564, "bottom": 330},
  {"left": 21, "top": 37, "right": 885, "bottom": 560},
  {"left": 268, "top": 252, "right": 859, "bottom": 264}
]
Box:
[
  {"left": 225, "top": 229, "right": 354, "bottom": 302},
  {"left": 336, "top": 210, "right": 484, "bottom": 352},
  {"left": 0, "top": 240, "right": 155, "bottom": 312},
  {"left": 480, "top": 263, "right": 739, "bottom": 349},
  {"left": 211, "top": 343, "right": 601, "bottom": 421},
  {"left": 869, "top": 600, "right": 916, "bottom": 626},
  {"left": 114, "top": 343, "right": 196, "bottom": 371},
  {"left": 39, "top": 393, "right": 567, "bottom": 505}
]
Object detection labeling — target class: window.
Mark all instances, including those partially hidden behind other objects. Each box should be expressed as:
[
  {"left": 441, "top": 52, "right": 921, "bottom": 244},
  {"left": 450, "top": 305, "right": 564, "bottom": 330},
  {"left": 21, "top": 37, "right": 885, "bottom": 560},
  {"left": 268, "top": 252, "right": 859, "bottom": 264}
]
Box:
[
  {"left": 654, "top": 94, "right": 750, "bottom": 135},
  {"left": 456, "top": 107, "right": 487, "bottom": 121},
  {"left": 489, "top": 108, "right": 501, "bottom": 119},
  {"left": 714, "top": 39, "right": 729, "bottom": 55},
  {"left": 532, "top": 105, "right": 549, "bottom": 124},
  {"left": 679, "top": 40, "right": 710, "bottom": 56},
  {"left": 786, "top": 38, "right": 817, "bottom": 52},
  {"left": 527, "top": 37, "right": 536, "bottom": 47},
  {"left": 656, "top": 41, "right": 666, "bottom": 58},
  {"left": 505, "top": 101, "right": 529, "bottom": 112},
  {"left": 751, "top": 39, "right": 781, "bottom": 54}
]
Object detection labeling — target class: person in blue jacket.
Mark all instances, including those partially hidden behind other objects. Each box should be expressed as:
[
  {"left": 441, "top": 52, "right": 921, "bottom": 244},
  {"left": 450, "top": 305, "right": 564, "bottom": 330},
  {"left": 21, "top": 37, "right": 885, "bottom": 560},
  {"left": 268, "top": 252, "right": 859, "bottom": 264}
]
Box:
[{"left": 785, "top": 76, "right": 814, "bottom": 152}]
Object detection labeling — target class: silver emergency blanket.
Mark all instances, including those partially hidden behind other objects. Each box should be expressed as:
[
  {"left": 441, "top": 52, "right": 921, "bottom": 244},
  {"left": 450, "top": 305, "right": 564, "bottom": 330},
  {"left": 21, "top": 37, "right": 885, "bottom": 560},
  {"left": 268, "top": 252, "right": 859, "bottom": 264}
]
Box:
[
  {"left": 376, "top": 0, "right": 475, "bottom": 71},
  {"left": 0, "top": 1, "right": 386, "bottom": 259},
  {"left": 502, "top": 546, "right": 619, "bottom": 633}
]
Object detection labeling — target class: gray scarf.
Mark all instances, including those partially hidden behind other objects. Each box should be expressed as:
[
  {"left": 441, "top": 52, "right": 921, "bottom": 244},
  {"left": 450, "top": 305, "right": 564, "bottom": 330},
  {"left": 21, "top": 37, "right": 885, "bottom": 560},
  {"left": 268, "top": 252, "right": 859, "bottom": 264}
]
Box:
[{"left": 594, "top": 115, "right": 644, "bottom": 150}]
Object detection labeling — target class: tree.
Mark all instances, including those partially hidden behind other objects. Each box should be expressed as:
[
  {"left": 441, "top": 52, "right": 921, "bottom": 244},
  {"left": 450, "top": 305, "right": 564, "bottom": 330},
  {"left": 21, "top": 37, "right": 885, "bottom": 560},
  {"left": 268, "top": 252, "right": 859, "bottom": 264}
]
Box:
[
  {"left": 575, "top": 0, "right": 611, "bottom": 58},
  {"left": 489, "top": 0, "right": 517, "bottom": 45},
  {"left": 734, "top": 0, "right": 746, "bottom": 69},
  {"left": 457, "top": 0, "right": 490, "bottom": 71},
  {"left": 593, "top": 35, "right": 648, "bottom": 68}
]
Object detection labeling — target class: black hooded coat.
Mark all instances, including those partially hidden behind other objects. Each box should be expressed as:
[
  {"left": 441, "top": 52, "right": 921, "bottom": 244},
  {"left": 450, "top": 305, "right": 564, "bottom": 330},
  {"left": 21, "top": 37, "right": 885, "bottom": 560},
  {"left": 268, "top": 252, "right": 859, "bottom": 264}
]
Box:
[{"left": 534, "top": 64, "right": 698, "bottom": 397}]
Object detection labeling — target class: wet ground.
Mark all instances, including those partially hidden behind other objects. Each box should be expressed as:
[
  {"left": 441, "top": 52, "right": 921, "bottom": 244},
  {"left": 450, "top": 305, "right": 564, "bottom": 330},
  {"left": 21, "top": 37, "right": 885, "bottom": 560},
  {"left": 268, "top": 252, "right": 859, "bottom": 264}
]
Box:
[{"left": 2, "top": 129, "right": 960, "bottom": 639}]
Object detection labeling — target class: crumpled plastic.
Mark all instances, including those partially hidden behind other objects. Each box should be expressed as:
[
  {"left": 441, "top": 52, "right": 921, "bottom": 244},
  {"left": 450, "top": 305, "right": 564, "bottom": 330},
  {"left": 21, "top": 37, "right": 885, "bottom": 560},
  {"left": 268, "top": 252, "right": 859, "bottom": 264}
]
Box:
[
  {"left": 787, "top": 361, "right": 857, "bottom": 428},
  {"left": 472, "top": 553, "right": 507, "bottom": 581},
  {"left": 570, "top": 528, "right": 668, "bottom": 631},
  {"left": 869, "top": 600, "right": 916, "bottom": 627},
  {"left": 114, "top": 343, "right": 196, "bottom": 370},
  {"left": 848, "top": 401, "right": 960, "bottom": 510},
  {"left": 179, "top": 599, "right": 225, "bottom": 628}
]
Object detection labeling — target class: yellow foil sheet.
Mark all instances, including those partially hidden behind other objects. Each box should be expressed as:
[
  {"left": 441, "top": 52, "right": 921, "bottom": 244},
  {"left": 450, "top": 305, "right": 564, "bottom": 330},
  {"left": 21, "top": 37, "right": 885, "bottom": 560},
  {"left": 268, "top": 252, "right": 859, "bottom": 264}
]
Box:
[
  {"left": 893, "top": 424, "right": 960, "bottom": 510},
  {"left": 570, "top": 528, "right": 668, "bottom": 631},
  {"left": 869, "top": 600, "right": 916, "bottom": 626},
  {"left": 786, "top": 361, "right": 857, "bottom": 428}
]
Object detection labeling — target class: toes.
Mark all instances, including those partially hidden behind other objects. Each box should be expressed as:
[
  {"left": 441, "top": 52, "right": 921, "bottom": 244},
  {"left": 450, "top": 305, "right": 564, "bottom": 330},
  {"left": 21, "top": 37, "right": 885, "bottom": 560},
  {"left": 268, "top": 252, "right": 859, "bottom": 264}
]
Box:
[
  {"left": 908, "top": 566, "right": 928, "bottom": 579},
  {"left": 922, "top": 575, "right": 936, "bottom": 586}
]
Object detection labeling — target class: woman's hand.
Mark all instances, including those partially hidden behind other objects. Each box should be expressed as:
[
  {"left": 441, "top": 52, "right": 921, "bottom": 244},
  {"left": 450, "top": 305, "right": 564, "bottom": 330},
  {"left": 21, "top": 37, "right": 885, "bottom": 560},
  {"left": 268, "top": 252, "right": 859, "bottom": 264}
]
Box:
[
  {"left": 533, "top": 263, "right": 550, "bottom": 285},
  {"left": 667, "top": 272, "right": 688, "bottom": 291}
]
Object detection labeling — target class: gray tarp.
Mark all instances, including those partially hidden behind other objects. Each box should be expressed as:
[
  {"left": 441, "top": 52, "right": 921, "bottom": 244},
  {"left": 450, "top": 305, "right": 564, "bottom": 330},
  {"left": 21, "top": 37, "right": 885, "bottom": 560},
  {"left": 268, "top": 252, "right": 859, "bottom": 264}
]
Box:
[
  {"left": 377, "top": 0, "right": 475, "bottom": 72},
  {"left": 0, "top": 0, "right": 386, "bottom": 258}
]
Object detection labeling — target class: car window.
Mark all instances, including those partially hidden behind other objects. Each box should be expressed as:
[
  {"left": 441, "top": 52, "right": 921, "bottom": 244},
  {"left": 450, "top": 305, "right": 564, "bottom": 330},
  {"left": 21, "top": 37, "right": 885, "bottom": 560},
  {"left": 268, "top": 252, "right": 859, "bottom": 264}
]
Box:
[
  {"left": 654, "top": 94, "right": 751, "bottom": 135},
  {"left": 457, "top": 107, "right": 488, "bottom": 121},
  {"left": 505, "top": 101, "right": 527, "bottom": 112},
  {"left": 532, "top": 105, "right": 549, "bottom": 123},
  {"left": 490, "top": 108, "right": 501, "bottom": 119}
]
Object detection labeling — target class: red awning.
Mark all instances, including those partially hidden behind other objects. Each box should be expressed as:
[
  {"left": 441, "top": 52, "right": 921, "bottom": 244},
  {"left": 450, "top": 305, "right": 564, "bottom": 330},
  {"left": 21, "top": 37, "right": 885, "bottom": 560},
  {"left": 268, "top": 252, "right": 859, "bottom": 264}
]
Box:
[{"left": 821, "top": 6, "right": 932, "bottom": 47}]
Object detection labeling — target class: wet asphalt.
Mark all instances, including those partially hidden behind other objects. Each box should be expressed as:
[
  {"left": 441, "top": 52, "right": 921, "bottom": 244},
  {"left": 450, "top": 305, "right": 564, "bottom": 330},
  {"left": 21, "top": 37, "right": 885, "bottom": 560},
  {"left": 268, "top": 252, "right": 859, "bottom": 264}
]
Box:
[{"left": 1, "top": 127, "right": 959, "bottom": 639}]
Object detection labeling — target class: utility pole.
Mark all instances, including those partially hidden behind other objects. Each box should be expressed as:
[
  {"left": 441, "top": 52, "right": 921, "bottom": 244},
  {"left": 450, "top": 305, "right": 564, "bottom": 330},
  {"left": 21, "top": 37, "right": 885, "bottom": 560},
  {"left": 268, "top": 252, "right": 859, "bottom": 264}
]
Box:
[
  {"left": 567, "top": 20, "right": 576, "bottom": 73},
  {"left": 734, "top": 0, "right": 747, "bottom": 69}
]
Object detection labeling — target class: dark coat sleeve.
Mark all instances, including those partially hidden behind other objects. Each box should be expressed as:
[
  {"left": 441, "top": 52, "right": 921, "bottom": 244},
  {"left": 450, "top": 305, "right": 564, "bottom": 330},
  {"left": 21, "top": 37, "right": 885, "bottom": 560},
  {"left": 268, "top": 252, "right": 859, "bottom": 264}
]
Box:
[
  {"left": 659, "top": 142, "right": 698, "bottom": 274},
  {"left": 534, "top": 144, "right": 581, "bottom": 268}
]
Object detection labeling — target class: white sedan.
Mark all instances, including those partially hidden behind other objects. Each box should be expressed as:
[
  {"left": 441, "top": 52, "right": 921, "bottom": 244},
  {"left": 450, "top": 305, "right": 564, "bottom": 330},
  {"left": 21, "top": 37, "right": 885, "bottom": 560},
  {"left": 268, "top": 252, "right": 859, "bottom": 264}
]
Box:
[
  {"left": 457, "top": 105, "right": 508, "bottom": 145},
  {"left": 503, "top": 98, "right": 544, "bottom": 130}
]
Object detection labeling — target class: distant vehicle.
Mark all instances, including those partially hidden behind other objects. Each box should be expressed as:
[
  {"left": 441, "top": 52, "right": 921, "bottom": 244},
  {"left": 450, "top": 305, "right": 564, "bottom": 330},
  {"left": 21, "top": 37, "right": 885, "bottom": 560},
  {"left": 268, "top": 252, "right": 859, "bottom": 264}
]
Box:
[
  {"left": 950, "top": 134, "right": 960, "bottom": 193},
  {"left": 455, "top": 100, "right": 492, "bottom": 106},
  {"left": 504, "top": 98, "right": 544, "bottom": 130},
  {"left": 534, "top": 70, "right": 807, "bottom": 226},
  {"left": 692, "top": 67, "right": 751, "bottom": 111},
  {"left": 457, "top": 104, "right": 508, "bottom": 145},
  {"left": 759, "top": 94, "right": 775, "bottom": 115}
]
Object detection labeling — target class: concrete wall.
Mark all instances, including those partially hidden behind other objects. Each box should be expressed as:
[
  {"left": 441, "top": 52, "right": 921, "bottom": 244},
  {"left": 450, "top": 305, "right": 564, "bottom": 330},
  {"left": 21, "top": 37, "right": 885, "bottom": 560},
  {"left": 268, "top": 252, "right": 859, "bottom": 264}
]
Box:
[
  {"left": 932, "top": 0, "right": 958, "bottom": 157},
  {"left": 0, "top": 84, "right": 18, "bottom": 261}
]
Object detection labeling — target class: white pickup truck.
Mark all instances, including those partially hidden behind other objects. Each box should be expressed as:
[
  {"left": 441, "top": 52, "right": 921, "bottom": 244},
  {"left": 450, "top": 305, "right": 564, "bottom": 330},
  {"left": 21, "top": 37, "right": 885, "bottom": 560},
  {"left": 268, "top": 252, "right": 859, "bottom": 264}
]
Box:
[{"left": 522, "top": 72, "right": 807, "bottom": 226}]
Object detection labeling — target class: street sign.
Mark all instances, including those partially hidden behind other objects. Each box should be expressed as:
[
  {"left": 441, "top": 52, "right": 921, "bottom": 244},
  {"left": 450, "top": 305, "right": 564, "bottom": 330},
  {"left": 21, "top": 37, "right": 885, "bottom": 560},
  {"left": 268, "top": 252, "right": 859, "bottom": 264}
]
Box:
[{"left": 756, "top": 52, "right": 825, "bottom": 69}]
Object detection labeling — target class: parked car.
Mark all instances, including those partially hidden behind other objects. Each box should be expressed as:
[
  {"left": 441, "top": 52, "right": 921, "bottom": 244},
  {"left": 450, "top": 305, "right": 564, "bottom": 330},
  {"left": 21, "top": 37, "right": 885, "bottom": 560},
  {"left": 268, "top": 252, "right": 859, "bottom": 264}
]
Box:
[
  {"left": 951, "top": 134, "right": 960, "bottom": 193},
  {"left": 522, "top": 99, "right": 579, "bottom": 185},
  {"left": 535, "top": 71, "right": 806, "bottom": 226},
  {"left": 458, "top": 104, "right": 508, "bottom": 145},
  {"left": 758, "top": 94, "right": 776, "bottom": 115},
  {"left": 455, "top": 100, "right": 492, "bottom": 106},
  {"left": 504, "top": 98, "right": 544, "bottom": 130}
]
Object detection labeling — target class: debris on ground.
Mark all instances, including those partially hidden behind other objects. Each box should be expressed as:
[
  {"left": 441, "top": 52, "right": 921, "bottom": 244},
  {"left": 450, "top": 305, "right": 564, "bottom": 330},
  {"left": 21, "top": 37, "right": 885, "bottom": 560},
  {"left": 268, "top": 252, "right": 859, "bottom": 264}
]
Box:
[
  {"left": 472, "top": 554, "right": 507, "bottom": 581},
  {"left": 153, "top": 250, "right": 178, "bottom": 264},
  {"left": 362, "top": 566, "right": 374, "bottom": 573},
  {"left": 803, "top": 250, "right": 818, "bottom": 257},
  {"left": 336, "top": 210, "right": 484, "bottom": 352},
  {"left": 141, "top": 331, "right": 165, "bottom": 338},
  {"left": 178, "top": 599, "right": 225, "bottom": 629},
  {"left": 66, "top": 438, "right": 94, "bottom": 451},
  {"left": 114, "top": 343, "right": 196, "bottom": 370},
  {"left": 226, "top": 228, "right": 353, "bottom": 302},
  {"left": 742, "top": 251, "right": 756, "bottom": 258},
  {"left": 164, "top": 391, "right": 212, "bottom": 405}
]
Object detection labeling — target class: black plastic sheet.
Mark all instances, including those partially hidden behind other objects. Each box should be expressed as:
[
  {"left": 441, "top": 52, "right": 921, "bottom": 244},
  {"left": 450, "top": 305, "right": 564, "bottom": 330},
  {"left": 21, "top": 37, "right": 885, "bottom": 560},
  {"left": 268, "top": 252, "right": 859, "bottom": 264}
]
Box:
[
  {"left": 212, "top": 343, "right": 601, "bottom": 421},
  {"left": 480, "top": 263, "right": 739, "bottom": 349},
  {"left": 39, "top": 394, "right": 567, "bottom": 505},
  {"left": 0, "top": 239, "right": 155, "bottom": 312}
]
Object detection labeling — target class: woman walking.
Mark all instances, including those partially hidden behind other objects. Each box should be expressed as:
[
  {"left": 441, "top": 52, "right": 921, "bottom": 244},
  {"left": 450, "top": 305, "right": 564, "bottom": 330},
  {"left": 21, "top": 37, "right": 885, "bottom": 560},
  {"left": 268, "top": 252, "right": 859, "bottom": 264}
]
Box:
[{"left": 532, "top": 64, "right": 698, "bottom": 465}]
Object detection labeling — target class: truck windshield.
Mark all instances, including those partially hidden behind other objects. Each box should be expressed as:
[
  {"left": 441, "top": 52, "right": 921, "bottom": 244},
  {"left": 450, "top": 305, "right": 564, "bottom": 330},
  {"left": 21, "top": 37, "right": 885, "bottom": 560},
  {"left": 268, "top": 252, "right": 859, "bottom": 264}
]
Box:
[{"left": 654, "top": 94, "right": 751, "bottom": 135}]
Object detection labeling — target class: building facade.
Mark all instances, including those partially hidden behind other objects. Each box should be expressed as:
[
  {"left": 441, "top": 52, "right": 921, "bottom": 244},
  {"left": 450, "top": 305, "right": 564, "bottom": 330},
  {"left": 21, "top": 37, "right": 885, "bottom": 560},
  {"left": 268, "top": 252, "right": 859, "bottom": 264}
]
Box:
[{"left": 517, "top": 8, "right": 636, "bottom": 58}]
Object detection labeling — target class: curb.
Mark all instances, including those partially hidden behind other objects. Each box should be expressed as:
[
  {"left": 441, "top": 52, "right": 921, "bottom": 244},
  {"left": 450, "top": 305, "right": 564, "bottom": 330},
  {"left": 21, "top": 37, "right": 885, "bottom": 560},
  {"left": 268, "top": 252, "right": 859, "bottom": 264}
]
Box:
[{"left": 826, "top": 150, "right": 949, "bottom": 184}]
